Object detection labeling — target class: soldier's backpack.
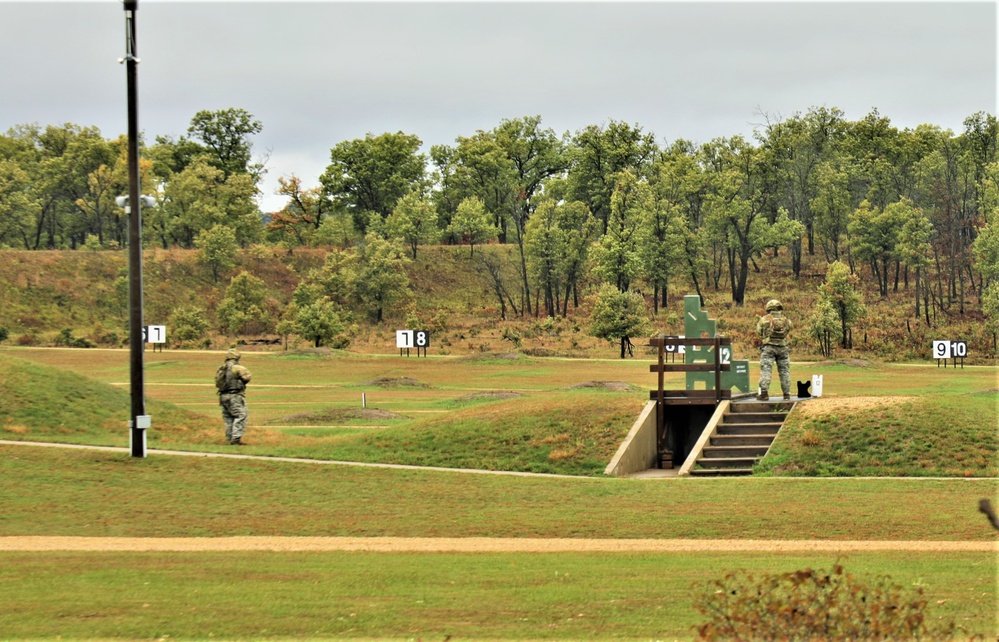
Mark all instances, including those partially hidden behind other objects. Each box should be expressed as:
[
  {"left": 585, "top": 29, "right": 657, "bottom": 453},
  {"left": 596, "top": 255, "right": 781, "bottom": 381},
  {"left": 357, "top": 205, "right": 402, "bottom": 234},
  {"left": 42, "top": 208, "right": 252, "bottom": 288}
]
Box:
[
  {"left": 214, "top": 364, "right": 230, "bottom": 393},
  {"left": 768, "top": 315, "right": 790, "bottom": 342}
]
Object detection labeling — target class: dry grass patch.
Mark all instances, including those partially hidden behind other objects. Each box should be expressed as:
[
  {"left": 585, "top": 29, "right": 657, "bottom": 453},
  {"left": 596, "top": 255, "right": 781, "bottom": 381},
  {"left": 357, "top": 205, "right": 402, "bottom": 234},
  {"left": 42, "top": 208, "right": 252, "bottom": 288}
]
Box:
[{"left": 794, "top": 396, "right": 917, "bottom": 418}]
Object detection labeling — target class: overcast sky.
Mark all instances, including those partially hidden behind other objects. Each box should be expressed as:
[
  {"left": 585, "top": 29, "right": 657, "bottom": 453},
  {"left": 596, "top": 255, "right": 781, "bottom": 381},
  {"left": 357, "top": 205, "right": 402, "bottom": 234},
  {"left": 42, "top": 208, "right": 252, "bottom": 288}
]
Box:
[{"left": 0, "top": 1, "right": 995, "bottom": 212}]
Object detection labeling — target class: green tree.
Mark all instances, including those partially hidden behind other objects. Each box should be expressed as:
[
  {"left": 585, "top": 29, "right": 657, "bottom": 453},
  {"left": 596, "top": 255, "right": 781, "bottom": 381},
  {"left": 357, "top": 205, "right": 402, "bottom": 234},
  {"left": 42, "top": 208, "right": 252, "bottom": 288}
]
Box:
[
  {"left": 566, "top": 120, "right": 657, "bottom": 234},
  {"left": 525, "top": 199, "right": 595, "bottom": 317},
  {"left": 700, "top": 136, "right": 776, "bottom": 305},
  {"left": 167, "top": 305, "right": 210, "bottom": 348},
  {"left": 637, "top": 158, "right": 694, "bottom": 313},
  {"left": 896, "top": 200, "right": 934, "bottom": 322},
  {"left": 496, "top": 116, "right": 569, "bottom": 315},
  {"left": 756, "top": 107, "right": 848, "bottom": 272},
  {"left": 186, "top": 108, "right": 263, "bottom": 180},
  {"left": 385, "top": 191, "right": 439, "bottom": 259},
  {"left": 354, "top": 233, "right": 413, "bottom": 323},
  {"left": 447, "top": 196, "right": 497, "bottom": 257},
  {"left": 975, "top": 202, "right": 999, "bottom": 351},
  {"left": 217, "top": 271, "right": 272, "bottom": 336},
  {"left": 321, "top": 131, "right": 426, "bottom": 233},
  {"left": 807, "top": 297, "right": 840, "bottom": 358},
  {"left": 593, "top": 170, "right": 644, "bottom": 292},
  {"left": 810, "top": 159, "right": 852, "bottom": 261},
  {"left": 589, "top": 283, "right": 649, "bottom": 359},
  {"left": 848, "top": 199, "right": 904, "bottom": 297},
  {"left": 294, "top": 297, "right": 355, "bottom": 348},
  {"left": 195, "top": 223, "right": 238, "bottom": 283},
  {"left": 0, "top": 158, "right": 37, "bottom": 248},
  {"left": 819, "top": 260, "right": 865, "bottom": 349},
  {"left": 162, "top": 157, "right": 262, "bottom": 248}
]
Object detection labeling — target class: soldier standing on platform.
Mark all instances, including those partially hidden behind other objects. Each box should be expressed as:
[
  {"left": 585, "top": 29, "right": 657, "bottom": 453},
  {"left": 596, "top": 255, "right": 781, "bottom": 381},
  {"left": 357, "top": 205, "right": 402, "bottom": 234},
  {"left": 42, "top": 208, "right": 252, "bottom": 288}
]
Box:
[{"left": 756, "top": 299, "right": 792, "bottom": 401}]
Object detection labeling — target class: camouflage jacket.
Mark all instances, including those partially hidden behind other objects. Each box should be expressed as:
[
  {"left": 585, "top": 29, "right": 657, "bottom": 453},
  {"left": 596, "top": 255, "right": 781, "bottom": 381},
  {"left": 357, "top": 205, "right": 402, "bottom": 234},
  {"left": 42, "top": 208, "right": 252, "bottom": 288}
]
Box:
[
  {"left": 216, "top": 362, "right": 252, "bottom": 395},
  {"left": 757, "top": 312, "right": 792, "bottom": 347}
]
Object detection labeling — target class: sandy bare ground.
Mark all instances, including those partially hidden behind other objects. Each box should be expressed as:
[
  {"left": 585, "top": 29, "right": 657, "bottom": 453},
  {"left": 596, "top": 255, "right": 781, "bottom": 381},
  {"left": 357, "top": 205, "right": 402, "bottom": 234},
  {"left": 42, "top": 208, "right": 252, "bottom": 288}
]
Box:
[{"left": 0, "top": 537, "right": 994, "bottom": 553}]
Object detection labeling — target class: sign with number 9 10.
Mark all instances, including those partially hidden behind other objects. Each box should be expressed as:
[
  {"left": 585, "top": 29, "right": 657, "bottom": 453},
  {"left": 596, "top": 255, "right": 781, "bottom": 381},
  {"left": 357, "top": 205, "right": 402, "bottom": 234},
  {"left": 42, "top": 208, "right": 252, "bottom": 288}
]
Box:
[{"left": 932, "top": 340, "right": 967, "bottom": 359}]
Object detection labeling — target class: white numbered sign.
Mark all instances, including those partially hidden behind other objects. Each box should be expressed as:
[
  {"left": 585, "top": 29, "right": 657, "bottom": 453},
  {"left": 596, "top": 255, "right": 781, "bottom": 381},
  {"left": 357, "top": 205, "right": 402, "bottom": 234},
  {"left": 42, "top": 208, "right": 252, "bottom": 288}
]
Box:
[
  {"left": 811, "top": 374, "right": 824, "bottom": 398},
  {"left": 719, "top": 346, "right": 732, "bottom": 364},
  {"left": 663, "top": 336, "right": 686, "bottom": 354},
  {"left": 144, "top": 325, "right": 166, "bottom": 344},
  {"left": 933, "top": 340, "right": 967, "bottom": 360},
  {"left": 396, "top": 330, "right": 414, "bottom": 349}
]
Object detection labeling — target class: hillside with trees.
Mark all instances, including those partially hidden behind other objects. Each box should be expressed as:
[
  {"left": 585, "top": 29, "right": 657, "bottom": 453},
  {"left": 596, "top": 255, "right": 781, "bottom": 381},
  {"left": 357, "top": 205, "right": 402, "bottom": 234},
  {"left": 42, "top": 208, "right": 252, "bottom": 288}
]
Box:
[{"left": 0, "top": 107, "right": 996, "bottom": 363}]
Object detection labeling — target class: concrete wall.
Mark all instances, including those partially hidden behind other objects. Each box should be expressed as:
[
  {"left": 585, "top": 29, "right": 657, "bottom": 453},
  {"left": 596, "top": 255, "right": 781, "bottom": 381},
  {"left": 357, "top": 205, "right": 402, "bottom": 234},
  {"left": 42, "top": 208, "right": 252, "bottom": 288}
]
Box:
[
  {"left": 677, "top": 400, "right": 729, "bottom": 476},
  {"left": 604, "top": 401, "right": 658, "bottom": 477}
]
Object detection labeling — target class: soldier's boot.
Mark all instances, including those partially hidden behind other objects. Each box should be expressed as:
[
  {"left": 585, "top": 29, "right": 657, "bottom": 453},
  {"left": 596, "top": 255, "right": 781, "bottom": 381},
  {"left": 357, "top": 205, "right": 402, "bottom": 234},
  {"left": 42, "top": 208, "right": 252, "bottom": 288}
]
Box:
[
  {"left": 782, "top": 392, "right": 791, "bottom": 400},
  {"left": 230, "top": 437, "right": 244, "bottom": 445},
  {"left": 757, "top": 391, "right": 769, "bottom": 401}
]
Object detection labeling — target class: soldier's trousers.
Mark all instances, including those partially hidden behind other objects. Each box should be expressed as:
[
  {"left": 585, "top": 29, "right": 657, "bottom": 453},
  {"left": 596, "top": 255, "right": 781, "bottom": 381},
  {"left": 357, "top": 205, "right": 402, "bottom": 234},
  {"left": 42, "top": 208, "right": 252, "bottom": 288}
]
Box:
[
  {"left": 759, "top": 345, "right": 791, "bottom": 396},
  {"left": 219, "top": 393, "right": 248, "bottom": 443}
]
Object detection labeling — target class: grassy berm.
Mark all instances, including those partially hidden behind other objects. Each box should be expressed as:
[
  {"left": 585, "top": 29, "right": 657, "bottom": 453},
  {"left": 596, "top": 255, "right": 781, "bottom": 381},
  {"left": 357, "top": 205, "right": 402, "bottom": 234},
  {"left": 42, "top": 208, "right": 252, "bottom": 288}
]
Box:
[
  {"left": 2, "top": 352, "right": 996, "bottom": 477},
  {"left": 0, "top": 354, "right": 642, "bottom": 475}
]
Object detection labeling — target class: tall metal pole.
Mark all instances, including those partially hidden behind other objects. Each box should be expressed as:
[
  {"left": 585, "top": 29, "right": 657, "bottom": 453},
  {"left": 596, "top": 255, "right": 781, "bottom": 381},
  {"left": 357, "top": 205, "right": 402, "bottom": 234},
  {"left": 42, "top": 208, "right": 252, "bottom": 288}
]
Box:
[{"left": 124, "top": 0, "right": 146, "bottom": 457}]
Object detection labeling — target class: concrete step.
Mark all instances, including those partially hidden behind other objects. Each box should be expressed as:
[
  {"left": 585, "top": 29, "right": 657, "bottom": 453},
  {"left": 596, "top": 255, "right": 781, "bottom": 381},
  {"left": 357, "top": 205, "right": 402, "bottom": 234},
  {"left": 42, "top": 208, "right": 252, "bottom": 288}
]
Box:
[
  {"left": 716, "top": 423, "right": 781, "bottom": 436},
  {"left": 702, "top": 445, "right": 769, "bottom": 458},
  {"left": 723, "top": 412, "right": 787, "bottom": 423},
  {"left": 696, "top": 456, "right": 760, "bottom": 469},
  {"left": 711, "top": 434, "right": 775, "bottom": 447},
  {"left": 689, "top": 467, "right": 754, "bottom": 477},
  {"left": 732, "top": 401, "right": 794, "bottom": 413}
]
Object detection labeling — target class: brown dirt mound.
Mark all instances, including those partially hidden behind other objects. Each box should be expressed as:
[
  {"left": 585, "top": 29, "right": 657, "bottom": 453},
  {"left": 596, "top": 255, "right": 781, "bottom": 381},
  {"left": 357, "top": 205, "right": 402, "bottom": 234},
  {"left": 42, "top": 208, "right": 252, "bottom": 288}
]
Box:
[
  {"left": 272, "top": 408, "right": 407, "bottom": 425},
  {"left": 457, "top": 352, "right": 522, "bottom": 362},
  {"left": 567, "top": 381, "right": 637, "bottom": 392},
  {"left": 457, "top": 391, "right": 525, "bottom": 402},
  {"left": 365, "top": 377, "right": 430, "bottom": 388}
]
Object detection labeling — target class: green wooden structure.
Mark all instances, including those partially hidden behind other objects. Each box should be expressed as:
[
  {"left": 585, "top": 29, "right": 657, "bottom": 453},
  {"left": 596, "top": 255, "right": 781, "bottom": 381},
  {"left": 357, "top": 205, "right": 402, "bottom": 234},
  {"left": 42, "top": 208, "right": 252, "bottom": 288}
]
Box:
[{"left": 683, "top": 294, "right": 750, "bottom": 393}]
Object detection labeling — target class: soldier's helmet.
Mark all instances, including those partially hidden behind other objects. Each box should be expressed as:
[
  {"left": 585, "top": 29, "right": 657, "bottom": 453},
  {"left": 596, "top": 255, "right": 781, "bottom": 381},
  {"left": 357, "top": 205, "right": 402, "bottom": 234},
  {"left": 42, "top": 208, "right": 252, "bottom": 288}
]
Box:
[
  {"left": 765, "top": 299, "right": 783, "bottom": 313},
  {"left": 226, "top": 348, "right": 241, "bottom": 361}
]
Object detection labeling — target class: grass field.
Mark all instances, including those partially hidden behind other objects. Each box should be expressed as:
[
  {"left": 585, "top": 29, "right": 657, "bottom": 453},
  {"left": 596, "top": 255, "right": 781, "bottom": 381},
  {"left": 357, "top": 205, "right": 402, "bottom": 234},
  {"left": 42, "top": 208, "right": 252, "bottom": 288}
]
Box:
[
  {"left": 1, "top": 550, "right": 993, "bottom": 640},
  {"left": 1, "top": 346, "right": 996, "bottom": 639},
  {"left": 3, "top": 346, "right": 997, "bottom": 476}
]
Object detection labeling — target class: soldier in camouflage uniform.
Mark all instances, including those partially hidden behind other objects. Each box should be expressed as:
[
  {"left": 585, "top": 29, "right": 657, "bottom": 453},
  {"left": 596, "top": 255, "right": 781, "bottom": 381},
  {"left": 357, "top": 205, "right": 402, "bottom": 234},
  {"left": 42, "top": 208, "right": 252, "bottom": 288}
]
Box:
[
  {"left": 216, "top": 348, "right": 252, "bottom": 445},
  {"left": 756, "top": 299, "right": 792, "bottom": 401}
]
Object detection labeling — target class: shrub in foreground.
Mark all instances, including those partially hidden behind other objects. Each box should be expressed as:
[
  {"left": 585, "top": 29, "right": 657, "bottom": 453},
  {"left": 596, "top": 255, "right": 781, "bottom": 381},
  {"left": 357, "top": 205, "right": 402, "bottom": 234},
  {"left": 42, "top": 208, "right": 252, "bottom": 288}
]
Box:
[{"left": 693, "top": 564, "right": 976, "bottom": 641}]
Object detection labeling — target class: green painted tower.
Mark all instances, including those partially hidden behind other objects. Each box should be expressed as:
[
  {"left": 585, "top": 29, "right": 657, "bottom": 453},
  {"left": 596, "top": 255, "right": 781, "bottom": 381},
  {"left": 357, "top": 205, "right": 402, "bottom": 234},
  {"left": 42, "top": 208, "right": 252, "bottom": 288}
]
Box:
[{"left": 683, "top": 295, "right": 751, "bottom": 392}]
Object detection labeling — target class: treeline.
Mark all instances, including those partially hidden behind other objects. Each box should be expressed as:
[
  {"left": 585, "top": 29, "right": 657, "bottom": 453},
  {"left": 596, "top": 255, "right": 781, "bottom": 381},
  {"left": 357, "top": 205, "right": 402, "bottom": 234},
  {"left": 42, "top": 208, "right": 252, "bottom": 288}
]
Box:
[{"left": 1, "top": 107, "right": 997, "bottom": 342}]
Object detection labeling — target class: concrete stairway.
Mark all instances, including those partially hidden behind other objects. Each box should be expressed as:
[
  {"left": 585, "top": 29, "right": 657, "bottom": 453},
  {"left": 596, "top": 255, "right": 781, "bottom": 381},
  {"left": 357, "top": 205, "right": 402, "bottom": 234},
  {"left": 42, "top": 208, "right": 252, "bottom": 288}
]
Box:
[{"left": 686, "top": 400, "right": 794, "bottom": 476}]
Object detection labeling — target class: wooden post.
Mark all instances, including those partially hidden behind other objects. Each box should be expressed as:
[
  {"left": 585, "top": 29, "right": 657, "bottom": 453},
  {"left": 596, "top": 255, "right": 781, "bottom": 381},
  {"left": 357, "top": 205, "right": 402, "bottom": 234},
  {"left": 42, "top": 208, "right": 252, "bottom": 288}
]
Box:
[{"left": 657, "top": 335, "right": 665, "bottom": 467}]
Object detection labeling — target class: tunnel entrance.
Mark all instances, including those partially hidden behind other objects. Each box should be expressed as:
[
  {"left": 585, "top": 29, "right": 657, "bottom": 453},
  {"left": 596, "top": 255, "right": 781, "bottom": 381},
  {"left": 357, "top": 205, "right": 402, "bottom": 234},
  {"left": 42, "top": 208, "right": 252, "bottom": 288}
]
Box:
[{"left": 663, "top": 404, "right": 716, "bottom": 468}]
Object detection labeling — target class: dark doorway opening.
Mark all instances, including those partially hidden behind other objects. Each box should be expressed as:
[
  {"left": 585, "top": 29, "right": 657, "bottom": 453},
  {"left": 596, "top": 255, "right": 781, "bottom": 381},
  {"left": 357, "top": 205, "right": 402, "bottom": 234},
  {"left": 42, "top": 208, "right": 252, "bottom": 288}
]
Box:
[{"left": 664, "top": 404, "right": 715, "bottom": 467}]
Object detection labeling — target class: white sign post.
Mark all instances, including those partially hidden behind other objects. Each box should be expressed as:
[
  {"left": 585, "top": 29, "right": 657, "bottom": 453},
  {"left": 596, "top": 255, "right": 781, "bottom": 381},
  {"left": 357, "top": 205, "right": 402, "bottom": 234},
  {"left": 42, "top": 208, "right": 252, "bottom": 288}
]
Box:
[{"left": 811, "top": 374, "right": 823, "bottom": 398}]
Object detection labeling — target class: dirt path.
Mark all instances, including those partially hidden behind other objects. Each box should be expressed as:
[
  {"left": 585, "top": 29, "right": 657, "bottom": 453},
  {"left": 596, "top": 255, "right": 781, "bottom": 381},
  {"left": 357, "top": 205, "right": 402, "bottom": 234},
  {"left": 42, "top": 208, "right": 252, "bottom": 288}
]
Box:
[{"left": 0, "top": 537, "right": 993, "bottom": 553}]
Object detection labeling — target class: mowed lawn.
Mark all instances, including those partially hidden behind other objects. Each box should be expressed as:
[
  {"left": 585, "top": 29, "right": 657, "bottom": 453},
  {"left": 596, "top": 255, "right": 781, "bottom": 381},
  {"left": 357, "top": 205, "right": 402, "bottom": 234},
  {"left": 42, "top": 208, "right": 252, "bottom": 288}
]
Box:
[{"left": 0, "top": 444, "right": 997, "bottom": 640}]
